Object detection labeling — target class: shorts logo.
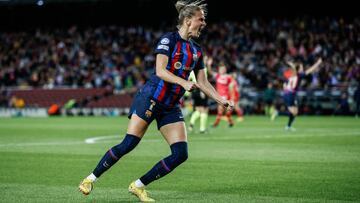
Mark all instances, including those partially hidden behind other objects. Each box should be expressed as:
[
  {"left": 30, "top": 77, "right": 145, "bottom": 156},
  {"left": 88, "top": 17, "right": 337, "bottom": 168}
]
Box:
[
  {"left": 145, "top": 110, "right": 152, "bottom": 118},
  {"left": 160, "top": 38, "right": 170, "bottom": 44},
  {"left": 174, "top": 62, "right": 182, "bottom": 69},
  {"left": 149, "top": 100, "right": 156, "bottom": 110},
  {"left": 145, "top": 100, "right": 156, "bottom": 118}
]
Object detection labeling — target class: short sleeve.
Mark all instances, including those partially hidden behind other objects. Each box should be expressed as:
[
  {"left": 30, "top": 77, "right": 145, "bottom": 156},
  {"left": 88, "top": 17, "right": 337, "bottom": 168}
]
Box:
[
  {"left": 154, "top": 33, "right": 175, "bottom": 58},
  {"left": 194, "top": 49, "right": 205, "bottom": 71}
]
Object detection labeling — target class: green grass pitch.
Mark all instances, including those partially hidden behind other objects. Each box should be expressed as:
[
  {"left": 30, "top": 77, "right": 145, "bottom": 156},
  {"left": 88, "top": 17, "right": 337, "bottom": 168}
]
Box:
[{"left": 0, "top": 116, "right": 359, "bottom": 202}]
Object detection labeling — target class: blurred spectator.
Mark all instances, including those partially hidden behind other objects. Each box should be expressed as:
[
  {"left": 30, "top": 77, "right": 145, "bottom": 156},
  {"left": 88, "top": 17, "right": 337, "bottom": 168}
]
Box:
[
  {"left": 334, "top": 92, "right": 350, "bottom": 115},
  {"left": 9, "top": 96, "right": 25, "bottom": 108},
  {"left": 0, "top": 17, "right": 358, "bottom": 92},
  {"left": 0, "top": 17, "right": 359, "bottom": 116},
  {"left": 355, "top": 84, "right": 360, "bottom": 117}
]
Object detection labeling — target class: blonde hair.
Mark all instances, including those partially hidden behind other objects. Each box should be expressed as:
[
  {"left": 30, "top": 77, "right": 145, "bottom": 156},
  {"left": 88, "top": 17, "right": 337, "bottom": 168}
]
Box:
[{"left": 175, "top": 0, "right": 207, "bottom": 29}]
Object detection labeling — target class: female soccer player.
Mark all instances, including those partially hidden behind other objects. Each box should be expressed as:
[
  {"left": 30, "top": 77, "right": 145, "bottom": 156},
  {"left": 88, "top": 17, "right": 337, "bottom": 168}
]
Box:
[
  {"left": 283, "top": 58, "right": 322, "bottom": 131},
  {"left": 209, "top": 62, "right": 234, "bottom": 127},
  {"left": 79, "top": 0, "right": 233, "bottom": 201}
]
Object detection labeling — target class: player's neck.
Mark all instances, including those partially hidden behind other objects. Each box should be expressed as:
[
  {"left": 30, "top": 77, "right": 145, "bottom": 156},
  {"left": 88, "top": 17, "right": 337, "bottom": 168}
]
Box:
[{"left": 178, "top": 28, "right": 190, "bottom": 41}]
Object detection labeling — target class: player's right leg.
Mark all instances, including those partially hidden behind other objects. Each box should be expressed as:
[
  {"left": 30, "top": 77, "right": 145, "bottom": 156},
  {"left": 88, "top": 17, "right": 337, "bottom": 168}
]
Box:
[
  {"left": 79, "top": 90, "right": 154, "bottom": 195},
  {"left": 79, "top": 115, "right": 149, "bottom": 195}
]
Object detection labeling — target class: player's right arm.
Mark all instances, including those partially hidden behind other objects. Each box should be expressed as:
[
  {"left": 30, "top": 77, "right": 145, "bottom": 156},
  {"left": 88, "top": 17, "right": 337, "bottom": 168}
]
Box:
[{"left": 156, "top": 54, "right": 198, "bottom": 92}]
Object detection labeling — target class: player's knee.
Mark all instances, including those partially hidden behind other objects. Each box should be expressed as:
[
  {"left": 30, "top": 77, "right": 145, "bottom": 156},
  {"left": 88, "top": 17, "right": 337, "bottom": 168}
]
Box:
[
  {"left": 111, "top": 134, "right": 140, "bottom": 158},
  {"left": 174, "top": 148, "right": 188, "bottom": 164},
  {"left": 167, "top": 142, "right": 188, "bottom": 169}
]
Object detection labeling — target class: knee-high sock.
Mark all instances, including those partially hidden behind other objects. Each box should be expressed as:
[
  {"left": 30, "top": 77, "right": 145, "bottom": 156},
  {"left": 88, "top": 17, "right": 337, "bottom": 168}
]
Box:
[
  {"left": 200, "top": 112, "right": 208, "bottom": 131},
  {"left": 92, "top": 134, "right": 140, "bottom": 177},
  {"left": 140, "top": 142, "right": 188, "bottom": 186},
  {"left": 287, "top": 113, "right": 295, "bottom": 127},
  {"left": 190, "top": 110, "right": 200, "bottom": 126}
]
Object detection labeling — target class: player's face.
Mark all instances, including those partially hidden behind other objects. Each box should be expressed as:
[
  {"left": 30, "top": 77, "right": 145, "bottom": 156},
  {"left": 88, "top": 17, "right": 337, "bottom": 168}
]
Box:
[
  {"left": 189, "top": 10, "right": 206, "bottom": 38},
  {"left": 219, "top": 66, "right": 226, "bottom": 74}
]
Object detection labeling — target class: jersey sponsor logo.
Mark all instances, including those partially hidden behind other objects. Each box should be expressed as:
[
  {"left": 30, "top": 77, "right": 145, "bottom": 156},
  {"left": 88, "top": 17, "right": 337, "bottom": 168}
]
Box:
[
  {"left": 175, "top": 62, "right": 182, "bottom": 69},
  {"left": 160, "top": 38, "right": 170, "bottom": 44},
  {"left": 157, "top": 44, "right": 169, "bottom": 51}
]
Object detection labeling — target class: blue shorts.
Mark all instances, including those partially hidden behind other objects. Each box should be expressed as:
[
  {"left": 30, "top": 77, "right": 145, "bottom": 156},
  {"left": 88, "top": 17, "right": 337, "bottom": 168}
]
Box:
[
  {"left": 283, "top": 93, "right": 298, "bottom": 107},
  {"left": 128, "top": 89, "right": 184, "bottom": 130}
]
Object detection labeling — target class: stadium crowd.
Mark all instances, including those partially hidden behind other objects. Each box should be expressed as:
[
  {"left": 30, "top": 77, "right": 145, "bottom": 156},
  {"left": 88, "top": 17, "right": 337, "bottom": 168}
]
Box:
[{"left": 1, "top": 17, "right": 359, "bottom": 114}]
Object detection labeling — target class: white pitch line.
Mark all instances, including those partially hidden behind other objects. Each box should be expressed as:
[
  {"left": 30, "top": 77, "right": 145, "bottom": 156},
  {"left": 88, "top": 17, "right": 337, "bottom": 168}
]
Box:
[
  {"left": 85, "top": 135, "right": 120, "bottom": 144},
  {"left": 84, "top": 135, "right": 161, "bottom": 144},
  {"left": 0, "top": 141, "right": 84, "bottom": 148},
  {"left": 0, "top": 129, "right": 358, "bottom": 148}
]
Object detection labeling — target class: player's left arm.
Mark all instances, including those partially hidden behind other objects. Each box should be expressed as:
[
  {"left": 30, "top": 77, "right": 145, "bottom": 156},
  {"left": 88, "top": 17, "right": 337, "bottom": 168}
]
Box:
[
  {"left": 305, "top": 58, "right": 323, "bottom": 75},
  {"left": 196, "top": 69, "right": 233, "bottom": 111}
]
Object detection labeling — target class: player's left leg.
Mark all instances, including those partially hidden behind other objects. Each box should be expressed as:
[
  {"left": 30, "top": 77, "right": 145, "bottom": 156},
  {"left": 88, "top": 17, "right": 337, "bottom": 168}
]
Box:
[
  {"left": 139, "top": 121, "right": 188, "bottom": 185},
  {"left": 129, "top": 108, "right": 187, "bottom": 202}
]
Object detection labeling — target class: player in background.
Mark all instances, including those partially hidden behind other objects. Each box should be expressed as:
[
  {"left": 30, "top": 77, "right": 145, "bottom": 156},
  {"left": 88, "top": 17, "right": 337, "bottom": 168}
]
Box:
[
  {"left": 79, "top": 1, "right": 233, "bottom": 202},
  {"left": 263, "top": 82, "right": 278, "bottom": 121},
  {"left": 208, "top": 61, "right": 234, "bottom": 127},
  {"left": 188, "top": 55, "right": 212, "bottom": 133},
  {"left": 283, "top": 58, "right": 322, "bottom": 131},
  {"left": 229, "top": 72, "right": 244, "bottom": 122}
]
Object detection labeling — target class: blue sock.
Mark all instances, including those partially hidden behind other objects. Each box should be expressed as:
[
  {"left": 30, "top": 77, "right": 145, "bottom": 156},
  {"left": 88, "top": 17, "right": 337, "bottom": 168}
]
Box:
[
  {"left": 140, "top": 142, "right": 188, "bottom": 185},
  {"left": 92, "top": 134, "right": 140, "bottom": 177},
  {"left": 287, "top": 113, "right": 295, "bottom": 127}
]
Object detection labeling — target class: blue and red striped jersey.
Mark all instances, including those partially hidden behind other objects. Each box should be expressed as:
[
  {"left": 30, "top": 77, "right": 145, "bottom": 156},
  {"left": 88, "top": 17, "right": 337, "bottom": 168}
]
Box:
[
  {"left": 283, "top": 72, "right": 306, "bottom": 93},
  {"left": 143, "top": 31, "right": 205, "bottom": 107}
]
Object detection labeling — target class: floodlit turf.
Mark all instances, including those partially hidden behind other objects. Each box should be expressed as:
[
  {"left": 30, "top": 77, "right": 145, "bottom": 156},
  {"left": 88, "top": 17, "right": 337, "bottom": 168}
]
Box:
[{"left": 0, "top": 116, "right": 359, "bottom": 202}]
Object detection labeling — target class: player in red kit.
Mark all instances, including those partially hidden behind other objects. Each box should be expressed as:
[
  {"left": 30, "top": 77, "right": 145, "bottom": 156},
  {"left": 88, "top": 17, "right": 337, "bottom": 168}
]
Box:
[{"left": 210, "top": 62, "right": 234, "bottom": 127}]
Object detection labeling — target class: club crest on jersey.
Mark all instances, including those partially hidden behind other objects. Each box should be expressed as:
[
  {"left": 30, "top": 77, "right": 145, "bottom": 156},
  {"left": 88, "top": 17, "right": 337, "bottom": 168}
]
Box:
[
  {"left": 174, "top": 62, "right": 182, "bottom": 69},
  {"left": 193, "top": 54, "right": 198, "bottom": 61}
]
